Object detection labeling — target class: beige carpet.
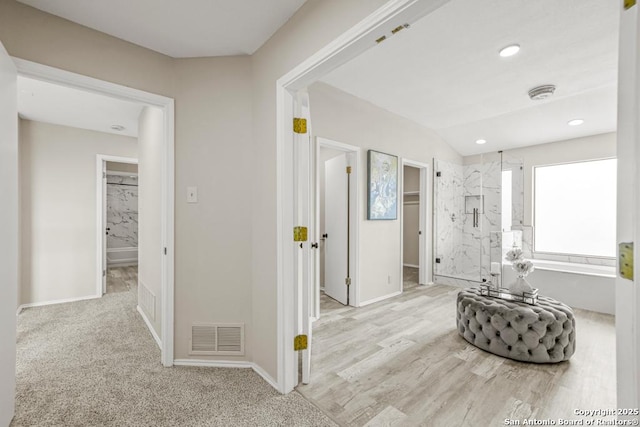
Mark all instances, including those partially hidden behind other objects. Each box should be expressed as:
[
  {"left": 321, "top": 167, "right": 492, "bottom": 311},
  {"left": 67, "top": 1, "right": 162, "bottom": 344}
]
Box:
[{"left": 12, "top": 279, "right": 336, "bottom": 426}]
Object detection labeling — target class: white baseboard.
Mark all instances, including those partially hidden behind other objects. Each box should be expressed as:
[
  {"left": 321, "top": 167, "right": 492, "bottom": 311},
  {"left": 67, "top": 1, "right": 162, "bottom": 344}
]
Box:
[
  {"left": 174, "top": 359, "right": 253, "bottom": 368},
  {"left": 251, "top": 363, "right": 280, "bottom": 391},
  {"left": 403, "top": 263, "right": 419, "bottom": 268},
  {"left": 359, "top": 290, "right": 402, "bottom": 307},
  {"left": 137, "top": 305, "right": 161, "bottom": 349},
  {"left": 173, "top": 359, "right": 280, "bottom": 392},
  {"left": 17, "top": 293, "right": 102, "bottom": 315}
]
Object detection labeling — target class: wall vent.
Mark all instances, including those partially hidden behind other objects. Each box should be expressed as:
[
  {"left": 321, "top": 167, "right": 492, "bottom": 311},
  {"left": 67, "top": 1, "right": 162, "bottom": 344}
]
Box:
[
  {"left": 138, "top": 280, "right": 156, "bottom": 321},
  {"left": 189, "top": 323, "right": 244, "bottom": 356}
]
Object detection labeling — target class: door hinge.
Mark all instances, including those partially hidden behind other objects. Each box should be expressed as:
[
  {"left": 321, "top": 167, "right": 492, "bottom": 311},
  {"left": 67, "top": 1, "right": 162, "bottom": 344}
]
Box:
[
  {"left": 103, "top": 270, "right": 106, "bottom": 277},
  {"left": 294, "top": 334, "right": 308, "bottom": 351},
  {"left": 164, "top": 247, "right": 167, "bottom": 255},
  {"left": 345, "top": 277, "right": 351, "bottom": 286},
  {"left": 293, "top": 118, "right": 307, "bottom": 134},
  {"left": 436, "top": 171, "right": 441, "bottom": 177},
  {"left": 293, "top": 226, "right": 308, "bottom": 242},
  {"left": 346, "top": 166, "right": 352, "bottom": 174},
  {"left": 435, "top": 258, "right": 441, "bottom": 264},
  {"left": 619, "top": 242, "right": 634, "bottom": 280}
]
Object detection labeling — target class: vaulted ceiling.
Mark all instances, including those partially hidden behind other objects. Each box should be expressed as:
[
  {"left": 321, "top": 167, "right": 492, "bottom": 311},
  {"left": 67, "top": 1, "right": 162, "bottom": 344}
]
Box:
[
  {"left": 16, "top": 0, "right": 620, "bottom": 155},
  {"left": 322, "top": 0, "right": 620, "bottom": 155}
]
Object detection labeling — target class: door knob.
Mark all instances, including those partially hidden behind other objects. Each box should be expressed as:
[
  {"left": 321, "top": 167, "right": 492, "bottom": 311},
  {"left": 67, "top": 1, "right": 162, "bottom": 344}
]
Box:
[{"left": 311, "top": 243, "right": 318, "bottom": 249}]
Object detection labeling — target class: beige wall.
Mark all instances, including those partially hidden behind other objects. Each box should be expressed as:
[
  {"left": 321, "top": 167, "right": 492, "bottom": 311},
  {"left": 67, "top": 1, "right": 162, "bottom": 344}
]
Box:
[
  {"left": 0, "top": 1, "right": 173, "bottom": 97},
  {"left": 403, "top": 166, "right": 420, "bottom": 266},
  {"left": 1, "top": 1, "right": 255, "bottom": 365},
  {"left": 309, "top": 82, "right": 461, "bottom": 302},
  {"left": 138, "top": 107, "right": 163, "bottom": 336},
  {"left": 173, "top": 57, "right": 254, "bottom": 361},
  {"left": 19, "top": 119, "right": 137, "bottom": 305},
  {"left": 250, "top": 0, "right": 392, "bottom": 379},
  {"left": 464, "top": 132, "right": 617, "bottom": 226},
  {"left": 1, "top": 0, "right": 461, "bottom": 383}
]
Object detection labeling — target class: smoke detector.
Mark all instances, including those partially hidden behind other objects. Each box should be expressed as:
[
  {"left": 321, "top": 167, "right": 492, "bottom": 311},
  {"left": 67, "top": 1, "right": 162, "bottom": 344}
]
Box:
[{"left": 528, "top": 85, "right": 556, "bottom": 101}]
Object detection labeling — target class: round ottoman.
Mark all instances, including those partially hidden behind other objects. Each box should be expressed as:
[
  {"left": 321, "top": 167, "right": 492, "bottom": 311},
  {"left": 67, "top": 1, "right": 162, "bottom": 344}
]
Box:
[{"left": 456, "top": 288, "right": 575, "bottom": 363}]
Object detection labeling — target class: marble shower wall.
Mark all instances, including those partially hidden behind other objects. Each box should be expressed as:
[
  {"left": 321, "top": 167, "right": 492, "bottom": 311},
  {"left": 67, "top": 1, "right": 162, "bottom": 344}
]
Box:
[
  {"left": 434, "top": 159, "right": 503, "bottom": 283},
  {"left": 106, "top": 174, "right": 138, "bottom": 249},
  {"left": 464, "top": 160, "right": 501, "bottom": 281},
  {"left": 434, "top": 157, "right": 524, "bottom": 285},
  {"left": 433, "top": 160, "right": 465, "bottom": 278}
]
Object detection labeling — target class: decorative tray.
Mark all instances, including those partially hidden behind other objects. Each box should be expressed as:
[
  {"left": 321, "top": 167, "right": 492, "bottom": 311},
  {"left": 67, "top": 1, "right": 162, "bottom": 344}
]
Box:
[{"left": 479, "top": 284, "right": 538, "bottom": 305}]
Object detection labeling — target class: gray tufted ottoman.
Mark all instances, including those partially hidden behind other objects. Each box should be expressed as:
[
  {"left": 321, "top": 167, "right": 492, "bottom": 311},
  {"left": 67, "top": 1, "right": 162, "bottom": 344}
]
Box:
[{"left": 456, "top": 288, "right": 575, "bottom": 363}]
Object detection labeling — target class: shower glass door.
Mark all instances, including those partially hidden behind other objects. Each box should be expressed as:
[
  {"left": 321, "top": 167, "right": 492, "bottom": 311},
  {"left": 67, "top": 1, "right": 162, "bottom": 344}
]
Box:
[{"left": 433, "top": 153, "right": 502, "bottom": 284}]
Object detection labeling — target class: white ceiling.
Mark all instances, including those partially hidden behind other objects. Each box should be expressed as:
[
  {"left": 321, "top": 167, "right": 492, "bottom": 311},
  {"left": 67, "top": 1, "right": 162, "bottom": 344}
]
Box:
[
  {"left": 18, "top": 76, "right": 144, "bottom": 138},
  {"left": 321, "top": 0, "right": 620, "bottom": 156},
  {"left": 17, "top": 0, "right": 308, "bottom": 58}
]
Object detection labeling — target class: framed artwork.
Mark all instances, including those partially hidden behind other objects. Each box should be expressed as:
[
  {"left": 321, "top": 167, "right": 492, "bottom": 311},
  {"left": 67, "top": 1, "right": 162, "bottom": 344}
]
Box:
[{"left": 367, "top": 150, "right": 398, "bottom": 220}]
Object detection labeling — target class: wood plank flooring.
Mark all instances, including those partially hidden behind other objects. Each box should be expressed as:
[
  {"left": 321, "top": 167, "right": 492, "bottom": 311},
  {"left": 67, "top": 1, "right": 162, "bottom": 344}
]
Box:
[
  {"left": 106, "top": 266, "right": 138, "bottom": 294},
  {"left": 298, "top": 267, "right": 616, "bottom": 427}
]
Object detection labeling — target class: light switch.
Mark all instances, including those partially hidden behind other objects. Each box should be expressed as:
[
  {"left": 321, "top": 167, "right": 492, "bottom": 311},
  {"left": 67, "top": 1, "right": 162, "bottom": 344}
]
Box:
[{"left": 187, "top": 186, "right": 198, "bottom": 203}]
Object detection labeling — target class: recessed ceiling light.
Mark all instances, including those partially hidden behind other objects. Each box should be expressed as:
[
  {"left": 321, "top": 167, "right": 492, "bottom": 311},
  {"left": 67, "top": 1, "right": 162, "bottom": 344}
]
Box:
[
  {"left": 499, "top": 44, "right": 520, "bottom": 57},
  {"left": 568, "top": 119, "right": 584, "bottom": 126},
  {"left": 475, "top": 139, "right": 487, "bottom": 145},
  {"left": 110, "top": 125, "right": 125, "bottom": 131}
]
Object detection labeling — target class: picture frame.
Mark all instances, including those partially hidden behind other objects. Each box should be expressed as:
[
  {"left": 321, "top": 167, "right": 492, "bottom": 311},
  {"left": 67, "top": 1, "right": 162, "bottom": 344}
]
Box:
[{"left": 367, "top": 150, "right": 398, "bottom": 220}]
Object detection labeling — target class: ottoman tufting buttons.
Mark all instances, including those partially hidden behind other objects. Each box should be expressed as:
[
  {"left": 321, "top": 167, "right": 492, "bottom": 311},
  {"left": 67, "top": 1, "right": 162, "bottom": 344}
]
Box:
[{"left": 456, "top": 288, "right": 575, "bottom": 363}]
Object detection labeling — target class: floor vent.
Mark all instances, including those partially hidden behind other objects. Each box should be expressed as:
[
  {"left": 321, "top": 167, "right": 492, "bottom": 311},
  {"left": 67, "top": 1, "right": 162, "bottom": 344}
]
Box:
[
  {"left": 190, "top": 323, "right": 244, "bottom": 356},
  {"left": 138, "top": 280, "right": 155, "bottom": 321}
]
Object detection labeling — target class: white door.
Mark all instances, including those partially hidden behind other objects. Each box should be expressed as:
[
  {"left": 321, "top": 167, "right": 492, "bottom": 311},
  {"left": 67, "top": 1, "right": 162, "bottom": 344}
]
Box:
[
  {"left": 324, "top": 154, "right": 349, "bottom": 305},
  {"left": 0, "top": 41, "right": 18, "bottom": 427},
  {"left": 293, "top": 91, "right": 313, "bottom": 385}
]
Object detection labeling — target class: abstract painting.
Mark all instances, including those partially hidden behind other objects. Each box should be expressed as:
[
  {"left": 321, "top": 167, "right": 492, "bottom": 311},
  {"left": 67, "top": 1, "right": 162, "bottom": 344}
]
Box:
[{"left": 367, "top": 150, "right": 398, "bottom": 220}]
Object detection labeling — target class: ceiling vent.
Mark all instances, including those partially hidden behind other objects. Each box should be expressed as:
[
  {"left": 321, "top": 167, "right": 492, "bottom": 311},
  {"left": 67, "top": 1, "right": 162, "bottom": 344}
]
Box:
[{"left": 528, "top": 85, "right": 556, "bottom": 101}]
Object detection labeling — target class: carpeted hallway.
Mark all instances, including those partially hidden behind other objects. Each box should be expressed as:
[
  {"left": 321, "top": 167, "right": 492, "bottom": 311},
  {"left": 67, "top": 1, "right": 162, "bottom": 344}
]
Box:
[{"left": 12, "top": 268, "right": 335, "bottom": 427}]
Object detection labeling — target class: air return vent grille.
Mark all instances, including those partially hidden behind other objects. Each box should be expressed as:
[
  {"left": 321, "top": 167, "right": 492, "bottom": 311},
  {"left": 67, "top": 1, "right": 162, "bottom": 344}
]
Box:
[{"left": 189, "top": 323, "right": 244, "bottom": 356}]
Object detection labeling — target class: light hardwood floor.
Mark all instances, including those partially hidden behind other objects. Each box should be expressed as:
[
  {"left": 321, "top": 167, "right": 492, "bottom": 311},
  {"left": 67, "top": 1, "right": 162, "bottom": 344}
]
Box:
[
  {"left": 106, "top": 265, "right": 138, "bottom": 294},
  {"left": 298, "top": 267, "right": 616, "bottom": 427}
]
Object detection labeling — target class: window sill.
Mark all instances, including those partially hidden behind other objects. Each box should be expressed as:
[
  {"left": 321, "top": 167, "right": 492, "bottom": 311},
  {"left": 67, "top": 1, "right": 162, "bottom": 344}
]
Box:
[{"left": 505, "top": 259, "right": 616, "bottom": 278}]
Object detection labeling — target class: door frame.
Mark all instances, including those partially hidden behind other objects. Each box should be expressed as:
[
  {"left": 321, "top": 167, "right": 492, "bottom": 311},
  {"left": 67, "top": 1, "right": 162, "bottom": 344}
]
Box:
[
  {"left": 276, "top": 0, "right": 452, "bottom": 393},
  {"left": 316, "top": 137, "right": 361, "bottom": 311},
  {"left": 15, "top": 58, "right": 176, "bottom": 368},
  {"left": 616, "top": 3, "right": 640, "bottom": 409},
  {"left": 400, "top": 159, "right": 431, "bottom": 290},
  {"left": 96, "top": 155, "right": 139, "bottom": 295}
]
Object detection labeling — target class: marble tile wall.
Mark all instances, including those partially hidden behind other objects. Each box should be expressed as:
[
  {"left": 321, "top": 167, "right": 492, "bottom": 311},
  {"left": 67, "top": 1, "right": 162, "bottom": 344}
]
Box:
[
  {"left": 433, "top": 160, "right": 466, "bottom": 279},
  {"left": 435, "top": 158, "right": 524, "bottom": 284},
  {"left": 106, "top": 174, "right": 138, "bottom": 249}
]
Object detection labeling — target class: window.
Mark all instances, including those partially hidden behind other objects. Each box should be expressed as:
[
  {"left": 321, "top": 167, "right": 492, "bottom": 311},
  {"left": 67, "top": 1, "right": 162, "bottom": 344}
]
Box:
[{"left": 534, "top": 158, "right": 616, "bottom": 258}]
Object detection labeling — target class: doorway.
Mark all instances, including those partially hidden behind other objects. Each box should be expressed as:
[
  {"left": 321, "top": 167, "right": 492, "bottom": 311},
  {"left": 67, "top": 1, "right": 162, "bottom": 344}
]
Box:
[
  {"left": 14, "top": 58, "right": 175, "bottom": 367},
  {"left": 97, "top": 156, "right": 139, "bottom": 295},
  {"left": 315, "top": 137, "right": 360, "bottom": 311},
  {"left": 401, "top": 159, "right": 430, "bottom": 289}
]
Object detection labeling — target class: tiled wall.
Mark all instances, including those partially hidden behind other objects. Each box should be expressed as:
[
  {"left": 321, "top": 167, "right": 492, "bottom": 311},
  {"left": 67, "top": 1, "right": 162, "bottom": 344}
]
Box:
[
  {"left": 106, "top": 174, "right": 138, "bottom": 249},
  {"left": 434, "top": 158, "right": 524, "bottom": 285}
]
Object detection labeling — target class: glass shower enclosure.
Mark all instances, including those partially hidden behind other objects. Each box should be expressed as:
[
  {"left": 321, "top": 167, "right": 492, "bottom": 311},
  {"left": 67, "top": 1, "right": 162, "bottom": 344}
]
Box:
[{"left": 433, "top": 152, "right": 523, "bottom": 286}]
